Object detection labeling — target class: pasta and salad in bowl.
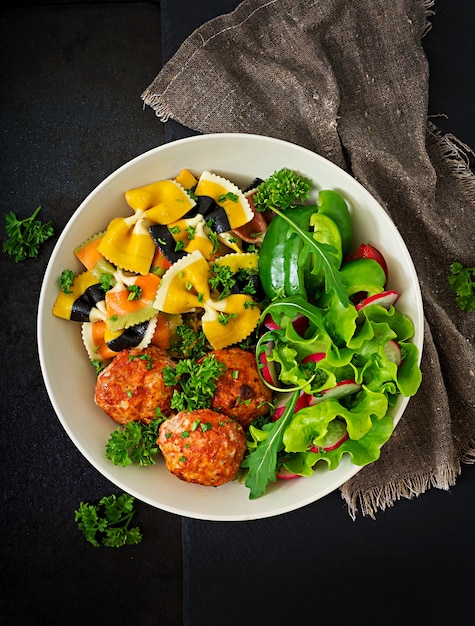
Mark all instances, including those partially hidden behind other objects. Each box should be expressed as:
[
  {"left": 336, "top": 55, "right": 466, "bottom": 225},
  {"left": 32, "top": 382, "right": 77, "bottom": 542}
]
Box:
[{"left": 38, "top": 133, "right": 423, "bottom": 521}]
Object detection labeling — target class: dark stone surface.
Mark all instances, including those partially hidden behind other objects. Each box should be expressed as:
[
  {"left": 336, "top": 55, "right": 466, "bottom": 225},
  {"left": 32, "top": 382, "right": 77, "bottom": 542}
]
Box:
[{"left": 0, "top": 4, "right": 182, "bottom": 625}]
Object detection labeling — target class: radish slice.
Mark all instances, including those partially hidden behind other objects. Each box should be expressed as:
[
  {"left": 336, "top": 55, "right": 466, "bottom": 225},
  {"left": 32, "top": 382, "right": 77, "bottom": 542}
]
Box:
[
  {"left": 354, "top": 243, "right": 388, "bottom": 281},
  {"left": 302, "top": 352, "right": 326, "bottom": 364},
  {"left": 262, "top": 314, "right": 280, "bottom": 331},
  {"left": 272, "top": 390, "right": 309, "bottom": 420},
  {"left": 384, "top": 339, "right": 402, "bottom": 366},
  {"left": 262, "top": 313, "right": 309, "bottom": 336},
  {"left": 355, "top": 289, "right": 399, "bottom": 312},
  {"left": 292, "top": 313, "right": 309, "bottom": 336},
  {"left": 276, "top": 467, "right": 300, "bottom": 480},
  {"left": 307, "top": 379, "right": 362, "bottom": 405},
  {"left": 258, "top": 341, "right": 279, "bottom": 386},
  {"left": 310, "top": 420, "right": 349, "bottom": 452}
]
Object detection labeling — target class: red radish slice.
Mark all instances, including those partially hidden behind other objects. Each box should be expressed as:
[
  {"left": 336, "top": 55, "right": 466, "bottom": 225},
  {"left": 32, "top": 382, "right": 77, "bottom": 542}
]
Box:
[
  {"left": 354, "top": 243, "right": 388, "bottom": 281},
  {"left": 292, "top": 313, "right": 309, "bottom": 336},
  {"left": 384, "top": 339, "right": 402, "bottom": 366},
  {"left": 262, "top": 313, "right": 309, "bottom": 335},
  {"left": 258, "top": 341, "right": 279, "bottom": 386},
  {"left": 302, "top": 352, "right": 326, "bottom": 364},
  {"left": 355, "top": 289, "right": 399, "bottom": 312},
  {"left": 272, "top": 390, "right": 309, "bottom": 421},
  {"left": 262, "top": 314, "right": 280, "bottom": 331},
  {"left": 307, "top": 379, "right": 362, "bottom": 405},
  {"left": 276, "top": 468, "right": 300, "bottom": 480}
]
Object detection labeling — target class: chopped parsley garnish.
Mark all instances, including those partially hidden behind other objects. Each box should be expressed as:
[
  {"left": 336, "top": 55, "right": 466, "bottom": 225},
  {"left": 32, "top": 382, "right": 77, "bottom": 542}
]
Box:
[
  {"left": 127, "top": 284, "right": 142, "bottom": 300},
  {"left": 60, "top": 269, "right": 75, "bottom": 294},
  {"left": 218, "top": 191, "right": 239, "bottom": 203},
  {"left": 172, "top": 323, "right": 209, "bottom": 360},
  {"left": 100, "top": 272, "right": 114, "bottom": 292},
  {"left": 218, "top": 312, "right": 238, "bottom": 325},
  {"left": 163, "top": 354, "right": 226, "bottom": 412}
]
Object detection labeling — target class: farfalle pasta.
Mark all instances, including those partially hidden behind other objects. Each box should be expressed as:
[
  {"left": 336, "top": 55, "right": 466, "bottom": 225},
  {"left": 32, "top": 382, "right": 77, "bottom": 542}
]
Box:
[
  {"left": 154, "top": 250, "right": 260, "bottom": 349},
  {"left": 52, "top": 168, "right": 263, "bottom": 366}
]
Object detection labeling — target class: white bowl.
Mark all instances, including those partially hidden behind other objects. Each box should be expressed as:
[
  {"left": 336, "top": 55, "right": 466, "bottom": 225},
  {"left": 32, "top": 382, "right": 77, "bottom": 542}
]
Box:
[{"left": 37, "top": 133, "right": 423, "bottom": 521}]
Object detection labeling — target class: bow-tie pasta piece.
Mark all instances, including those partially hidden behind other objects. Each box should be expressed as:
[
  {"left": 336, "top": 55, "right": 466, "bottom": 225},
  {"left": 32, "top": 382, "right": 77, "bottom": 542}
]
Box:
[
  {"left": 98, "top": 211, "right": 156, "bottom": 276},
  {"left": 201, "top": 293, "right": 260, "bottom": 350},
  {"left": 194, "top": 171, "right": 254, "bottom": 230},
  {"left": 154, "top": 250, "right": 211, "bottom": 314},
  {"left": 126, "top": 179, "right": 196, "bottom": 224},
  {"left": 81, "top": 316, "right": 158, "bottom": 364},
  {"left": 74, "top": 231, "right": 117, "bottom": 279},
  {"left": 104, "top": 270, "right": 161, "bottom": 332},
  {"left": 52, "top": 271, "right": 107, "bottom": 323}
]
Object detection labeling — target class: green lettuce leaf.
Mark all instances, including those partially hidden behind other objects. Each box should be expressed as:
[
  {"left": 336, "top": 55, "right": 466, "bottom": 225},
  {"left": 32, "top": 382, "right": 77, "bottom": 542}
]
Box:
[{"left": 283, "top": 386, "right": 388, "bottom": 452}]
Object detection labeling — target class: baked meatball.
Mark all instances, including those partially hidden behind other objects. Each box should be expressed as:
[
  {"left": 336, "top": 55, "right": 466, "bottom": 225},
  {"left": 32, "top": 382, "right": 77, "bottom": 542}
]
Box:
[
  {"left": 203, "top": 347, "right": 272, "bottom": 427},
  {"left": 157, "top": 408, "right": 246, "bottom": 487},
  {"left": 94, "top": 345, "right": 176, "bottom": 425}
]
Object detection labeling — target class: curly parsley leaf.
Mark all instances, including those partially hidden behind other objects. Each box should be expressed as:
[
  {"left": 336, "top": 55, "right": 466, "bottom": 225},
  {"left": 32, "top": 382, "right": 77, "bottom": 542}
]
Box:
[
  {"left": 171, "top": 323, "right": 210, "bottom": 360},
  {"left": 106, "top": 419, "right": 163, "bottom": 467},
  {"left": 163, "top": 354, "right": 227, "bottom": 412},
  {"left": 253, "top": 168, "right": 312, "bottom": 212},
  {"left": 448, "top": 262, "right": 475, "bottom": 312},
  {"left": 60, "top": 269, "right": 75, "bottom": 294},
  {"left": 2, "top": 206, "right": 54, "bottom": 262},
  {"left": 74, "top": 493, "right": 143, "bottom": 548}
]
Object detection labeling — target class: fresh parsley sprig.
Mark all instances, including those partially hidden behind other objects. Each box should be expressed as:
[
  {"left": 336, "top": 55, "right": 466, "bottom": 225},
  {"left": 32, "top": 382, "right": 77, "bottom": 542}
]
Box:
[
  {"left": 2, "top": 206, "right": 54, "bottom": 262},
  {"left": 163, "top": 355, "right": 227, "bottom": 412},
  {"left": 106, "top": 419, "right": 163, "bottom": 467},
  {"left": 253, "top": 168, "right": 312, "bottom": 212},
  {"left": 74, "top": 493, "right": 143, "bottom": 548},
  {"left": 448, "top": 262, "right": 475, "bottom": 312}
]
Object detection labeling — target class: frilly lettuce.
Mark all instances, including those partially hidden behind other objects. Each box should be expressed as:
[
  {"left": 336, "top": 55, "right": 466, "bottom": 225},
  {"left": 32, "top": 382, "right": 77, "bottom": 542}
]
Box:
[{"left": 244, "top": 295, "right": 422, "bottom": 499}]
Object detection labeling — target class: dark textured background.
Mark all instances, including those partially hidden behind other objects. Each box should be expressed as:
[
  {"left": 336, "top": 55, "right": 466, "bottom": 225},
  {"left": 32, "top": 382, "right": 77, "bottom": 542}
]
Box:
[{"left": 1, "top": 2, "right": 474, "bottom": 625}]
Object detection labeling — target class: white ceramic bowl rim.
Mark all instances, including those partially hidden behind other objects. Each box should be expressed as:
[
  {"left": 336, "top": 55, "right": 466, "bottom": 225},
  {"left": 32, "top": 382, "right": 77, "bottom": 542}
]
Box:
[{"left": 37, "top": 133, "right": 424, "bottom": 521}]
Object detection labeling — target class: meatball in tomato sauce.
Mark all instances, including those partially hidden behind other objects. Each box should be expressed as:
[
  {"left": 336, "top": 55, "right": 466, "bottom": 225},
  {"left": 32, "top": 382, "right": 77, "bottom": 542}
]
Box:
[
  {"left": 94, "top": 345, "right": 176, "bottom": 425},
  {"left": 203, "top": 347, "right": 272, "bottom": 428},
  {"left": 157, "top": 408, "right": 247, "bottom": 487}
]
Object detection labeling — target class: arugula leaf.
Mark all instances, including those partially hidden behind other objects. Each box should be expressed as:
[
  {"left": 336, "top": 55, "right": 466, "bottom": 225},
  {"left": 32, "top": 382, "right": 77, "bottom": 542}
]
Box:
[
  {"left": 272, "top": 205, "right": 349, "bottom": 305},
  {"left": 448, "top": 262, "right": 475, "bottom": 312},
  {"left": 74, "top": 493, "right": 143, "bottom": 548},
  {"left": 2, "top": 206, "right": 54, "bottom": 262},
  {"left": 242, "top": 390, "right": 299, "bottom": 499}
]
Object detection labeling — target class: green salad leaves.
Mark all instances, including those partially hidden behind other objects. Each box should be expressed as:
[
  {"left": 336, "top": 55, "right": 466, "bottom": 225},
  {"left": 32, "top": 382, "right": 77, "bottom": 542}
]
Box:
[{"left": 243, "top": 291, "right": 422, "bottom": 499}]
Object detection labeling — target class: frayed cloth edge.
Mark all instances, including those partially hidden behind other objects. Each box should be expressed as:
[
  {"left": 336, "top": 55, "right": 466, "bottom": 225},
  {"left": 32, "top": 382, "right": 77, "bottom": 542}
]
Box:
[
  {"left": 427, "top": 119, "right": 475, "bottom": 201},
  {"left": 421, "top": 0, "right": 435, "bottom": 37},
  {"left": 340, "top": 467, "right": 459, "bottom": 521},
  {"left": 341, "top": 438, "right": 475, "bottom": 520},
  {"left": 141, "top": 89, "right": 173, "bottom": 123}
]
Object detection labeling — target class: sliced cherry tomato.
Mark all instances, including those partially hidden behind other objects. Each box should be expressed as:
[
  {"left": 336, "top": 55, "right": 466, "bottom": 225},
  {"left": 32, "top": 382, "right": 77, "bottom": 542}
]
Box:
[{"left": 354, "top": 243, "right": 388, "bottom": 282}]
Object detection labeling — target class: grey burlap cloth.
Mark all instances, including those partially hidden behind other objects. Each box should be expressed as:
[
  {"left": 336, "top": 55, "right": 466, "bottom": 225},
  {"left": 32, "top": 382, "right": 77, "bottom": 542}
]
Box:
[{"left": 143, "top": 0, "right": 475, "bottom": 517}]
